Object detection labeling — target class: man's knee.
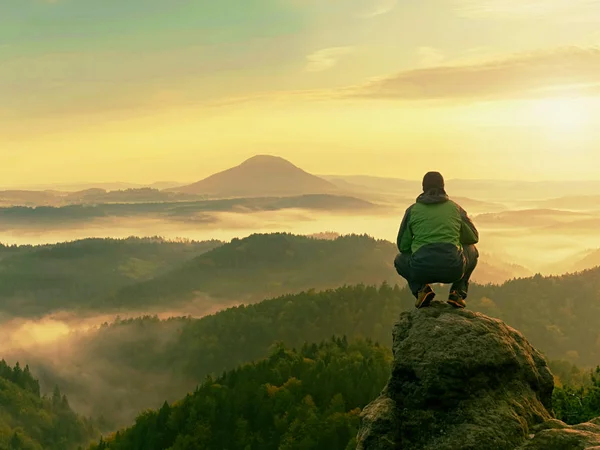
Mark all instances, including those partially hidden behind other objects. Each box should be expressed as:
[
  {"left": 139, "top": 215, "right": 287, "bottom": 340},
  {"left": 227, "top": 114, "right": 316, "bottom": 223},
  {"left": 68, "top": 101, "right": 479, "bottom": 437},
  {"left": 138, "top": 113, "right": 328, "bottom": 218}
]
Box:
[
  {"left": 394, "top": 253, "right": 411, "bottom": 277},
  {"left": 463, "top": 245, "right": 479, "bottom": 269}
]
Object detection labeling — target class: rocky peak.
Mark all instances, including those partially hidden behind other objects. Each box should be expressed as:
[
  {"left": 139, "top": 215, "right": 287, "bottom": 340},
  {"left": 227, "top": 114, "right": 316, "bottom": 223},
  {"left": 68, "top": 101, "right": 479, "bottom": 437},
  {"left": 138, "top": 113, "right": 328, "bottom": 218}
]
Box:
[{"left": 356, "top": 301, "right": 600, "bottom": 450}]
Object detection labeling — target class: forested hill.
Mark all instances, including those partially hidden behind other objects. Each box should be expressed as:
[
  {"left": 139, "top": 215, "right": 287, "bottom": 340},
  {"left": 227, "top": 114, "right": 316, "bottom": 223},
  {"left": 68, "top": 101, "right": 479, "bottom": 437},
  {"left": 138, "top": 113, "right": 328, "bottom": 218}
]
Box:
[
  {"left": 0, "top": 233, "right": 539, "bottom": 317},
  {"left": 48, "top": 271, "right": 600, "bottom": 429},
  {"left": 0, "top": 360, "right": 98, "bottom": 450},
  {"left": 89, "top": 339, "right": 391, "bottom": 450},
  {"left": 0, "top": 237, "right": 221, "bottom": 316},
  {"left": 102, "top": 267, "right": 600, "bottom": 378},
  {"left": 107, "top": 233, "right": 399, "bottom": 308}
]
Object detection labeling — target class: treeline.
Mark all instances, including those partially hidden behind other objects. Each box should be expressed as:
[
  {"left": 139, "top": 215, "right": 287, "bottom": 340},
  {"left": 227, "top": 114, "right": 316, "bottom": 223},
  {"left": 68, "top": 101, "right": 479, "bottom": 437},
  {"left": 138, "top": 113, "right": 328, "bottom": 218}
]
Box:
[
  {"left": 55, "top": 276, "right": 600, "bottom": 428},
  {"left": 554, "top": 366, "right": 600, "bottom": 425},
  {"left": 0, "top": 362, "right": 98, "bottom": 450},
  {"left": 468, "top": 268, "right": 600, "bottom": 366},
  {"left": 85, "top": 337, "right": 600, "bottom": 450},
  {"left": 0, "top": 237, "right": 221, "bottom": 316},
  {"left": 95, "top": 283, "right": 406, "bottom": 382},
  {"left": 89, "top": 338, "right": 391, "bottom": 450},
  {"left": 108, "top": 233, "right": 398, "bottom": 308},
  {"left": 0, "top": 360, "right": 40, "bottom": 397}
]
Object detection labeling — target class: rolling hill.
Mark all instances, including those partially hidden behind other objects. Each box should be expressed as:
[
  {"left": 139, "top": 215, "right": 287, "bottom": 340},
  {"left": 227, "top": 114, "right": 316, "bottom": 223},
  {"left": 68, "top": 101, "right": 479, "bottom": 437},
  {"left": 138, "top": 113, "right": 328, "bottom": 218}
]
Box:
[
  {"left": 0, "top": 238, "right": 222, "bottom": 316},
  {"left": 106, "top": 233, "right": 399, "bottom": 309},
  {"left": 170, "top": 155, "right": 339, "bottom": 198},
  {"left": 26, "top": 266, "right": 600, "bottom": 430},
  {"left": 0, "top": 233, "right": 531, "bottom": 317},
  {"left": 106, "top": 233, "right": 533, "bottom": 310}
]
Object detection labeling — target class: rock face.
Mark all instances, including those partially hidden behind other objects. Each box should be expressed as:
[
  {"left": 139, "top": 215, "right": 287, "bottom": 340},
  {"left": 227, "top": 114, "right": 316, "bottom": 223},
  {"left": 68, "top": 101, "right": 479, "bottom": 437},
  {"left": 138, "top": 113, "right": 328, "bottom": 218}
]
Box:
[
  {"left": 356, "top": 301, "right": 564, "bottom": 450},
  {"left": 519, "top": 418, "right": 600, "bottom": 449}
]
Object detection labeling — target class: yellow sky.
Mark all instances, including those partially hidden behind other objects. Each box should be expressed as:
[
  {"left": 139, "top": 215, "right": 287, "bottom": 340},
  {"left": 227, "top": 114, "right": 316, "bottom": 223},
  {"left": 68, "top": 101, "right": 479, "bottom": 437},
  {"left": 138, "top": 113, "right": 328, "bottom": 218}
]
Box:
[{"left": 2, "top": 0, "right": 600, "bottom": 186}]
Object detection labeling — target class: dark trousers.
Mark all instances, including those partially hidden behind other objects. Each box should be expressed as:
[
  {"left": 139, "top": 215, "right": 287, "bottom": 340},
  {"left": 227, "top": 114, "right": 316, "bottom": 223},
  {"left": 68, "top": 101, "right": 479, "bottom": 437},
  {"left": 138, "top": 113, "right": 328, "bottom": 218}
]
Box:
[{"left": 394, "top": 244, "right": 479, "bottom": 299}]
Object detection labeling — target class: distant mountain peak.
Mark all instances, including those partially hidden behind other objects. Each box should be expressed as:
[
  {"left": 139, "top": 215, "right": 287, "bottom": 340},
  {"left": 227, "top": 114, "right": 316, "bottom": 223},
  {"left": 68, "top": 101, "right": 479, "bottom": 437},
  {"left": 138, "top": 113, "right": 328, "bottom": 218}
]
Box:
[
  {"left": 240, "top": 155, "right": 298, "bottom": 168},
  {"left": 169, "top": 155, "right": 338, "bottom": 197}
]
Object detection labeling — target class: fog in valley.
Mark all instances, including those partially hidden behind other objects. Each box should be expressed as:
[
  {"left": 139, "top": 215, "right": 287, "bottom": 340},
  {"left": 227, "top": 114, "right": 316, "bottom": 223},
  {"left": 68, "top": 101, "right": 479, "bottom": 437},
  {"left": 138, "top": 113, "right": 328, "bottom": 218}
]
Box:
[
  {"left": 1, "top": 171, "right": 600, "bottom": 436},
  {"left": 6, "top": 0, "right": 600, "bottom": 446}
]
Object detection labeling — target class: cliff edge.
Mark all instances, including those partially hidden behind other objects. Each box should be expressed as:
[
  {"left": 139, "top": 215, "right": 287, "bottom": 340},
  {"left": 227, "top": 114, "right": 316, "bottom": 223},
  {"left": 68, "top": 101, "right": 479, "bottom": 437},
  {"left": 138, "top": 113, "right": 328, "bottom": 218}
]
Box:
[{"left": 356, "top": 301, "right": 600, "bottom": 450}]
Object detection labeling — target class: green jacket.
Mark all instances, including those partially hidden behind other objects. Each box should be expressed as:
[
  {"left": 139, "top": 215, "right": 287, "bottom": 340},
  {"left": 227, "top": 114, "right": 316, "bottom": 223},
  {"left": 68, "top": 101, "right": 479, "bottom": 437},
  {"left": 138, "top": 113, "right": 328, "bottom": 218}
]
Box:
[{"left": 397, "top": 189, "right": 479, "bottom": 255}]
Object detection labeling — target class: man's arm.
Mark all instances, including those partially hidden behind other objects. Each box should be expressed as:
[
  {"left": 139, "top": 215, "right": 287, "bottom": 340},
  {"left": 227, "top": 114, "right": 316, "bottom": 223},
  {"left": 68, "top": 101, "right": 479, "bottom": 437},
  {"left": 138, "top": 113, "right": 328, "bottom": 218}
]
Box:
[
  {"left": 458, "top": 206, "right": 479, "bottom": 245},
  {"left": 397, "top": 206, "right": 414, "bottom": 254}
]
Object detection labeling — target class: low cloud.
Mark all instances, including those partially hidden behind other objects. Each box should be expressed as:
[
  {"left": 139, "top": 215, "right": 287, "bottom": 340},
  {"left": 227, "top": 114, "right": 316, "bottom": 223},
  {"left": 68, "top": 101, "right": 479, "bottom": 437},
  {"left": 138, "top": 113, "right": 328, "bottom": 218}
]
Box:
[
  {"left": 305, "top": 46, "right": 355, "bottom": 72},
  {"left": 416, "top": 46, "right": 446, "bottom": 68},
  {"left": 346, "top": 46, "right": 600, "bottom": 101},
  {"left": 207, "top": 46, "right": 600, "bottom": 106}
]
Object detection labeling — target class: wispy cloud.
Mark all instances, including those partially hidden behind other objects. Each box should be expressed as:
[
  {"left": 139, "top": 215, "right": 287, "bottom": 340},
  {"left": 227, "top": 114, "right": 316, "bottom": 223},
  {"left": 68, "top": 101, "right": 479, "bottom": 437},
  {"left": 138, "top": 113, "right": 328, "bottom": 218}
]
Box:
[
  {"left": 416, "top": 47, "right": 445, "bottom": 68},
  {"left": 356, "top": 0, "right": 398, "bottom": 18},
  {"left": 203, "top": 46, "right": 600, "bottom": 109},
  {"left": 305, "top": 46, "right": 355, "bottom": 72},
  {"left": 452, "top": 0, "right": 600, "bottom": 18},
  {"left": 347, "top": 46, "right": 600, "bottom": 101}
]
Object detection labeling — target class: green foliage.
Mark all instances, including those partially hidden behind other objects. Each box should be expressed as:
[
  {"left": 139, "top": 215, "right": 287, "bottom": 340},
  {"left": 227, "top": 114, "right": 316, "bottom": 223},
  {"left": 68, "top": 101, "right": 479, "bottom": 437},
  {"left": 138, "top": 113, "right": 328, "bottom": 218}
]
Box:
[
  {"left": 549, "top": 360, "right": 592, "bottom": 388},
  {"left": 0, "top": 360, "right": 40, "bottom": 397},
  {"left": 553, "top": 367, "right": 600, "bottom": 425},
  {"left": 0, "top": 237, "right": 221, "bottom": 316},
  {"left": 89, "top": 338, "right": 391, "bottom": 450},
  {"left": 467, "top": 269, "right": 600, "bottom": 365},
  {"left": 109, "top": 233, "right": 398, "bottom": 308},
  {"left": 56, "top": 284, "right": 405, "bottom": 429},
  {"left": 0, "top": 362, "right": 97, "bottom": 450},
  {"left": 93, "top": 283, "right": 406, "bottom": 381}
]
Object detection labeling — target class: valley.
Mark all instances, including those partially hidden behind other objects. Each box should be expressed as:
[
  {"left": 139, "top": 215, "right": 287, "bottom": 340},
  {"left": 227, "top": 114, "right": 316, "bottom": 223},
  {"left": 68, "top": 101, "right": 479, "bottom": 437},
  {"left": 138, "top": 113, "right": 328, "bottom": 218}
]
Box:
[{"left": 1, "top": 156, "right": 600, "bottom": 448}]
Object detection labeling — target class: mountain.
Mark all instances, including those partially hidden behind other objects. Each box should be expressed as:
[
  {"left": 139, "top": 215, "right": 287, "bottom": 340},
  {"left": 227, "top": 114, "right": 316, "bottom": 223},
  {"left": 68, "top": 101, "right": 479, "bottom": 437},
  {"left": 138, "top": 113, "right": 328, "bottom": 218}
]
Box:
[
  {"left": 473, "top": 258, "right": 533, "bottom": 284},
  {"left": 0, "top": 360, "right": 98, "bottom": 449},
  {"left": 0, "top": 190, "right": 61, "bottom": 207},
  {"left": 473, "top": 209, "right": 589, "bottom": 227},
  {"left": 169, "top": 155, "right": 339, "bottom": 197},
  {"left": 525, "top": 195, "right": 600, "bottom": 211},
  {"left": 2, "top": 181, "right": 187, "bottom": 193},
  {"left": 572, "top": 249, "right": 600, "bottom": 272}
]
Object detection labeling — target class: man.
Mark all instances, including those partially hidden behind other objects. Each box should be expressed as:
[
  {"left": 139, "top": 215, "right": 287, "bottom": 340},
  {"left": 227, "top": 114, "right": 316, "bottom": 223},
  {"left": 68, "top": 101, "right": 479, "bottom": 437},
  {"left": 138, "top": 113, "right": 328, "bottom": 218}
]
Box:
[{"left": 394, "top": 171, "right": 479, "bottom": 309}]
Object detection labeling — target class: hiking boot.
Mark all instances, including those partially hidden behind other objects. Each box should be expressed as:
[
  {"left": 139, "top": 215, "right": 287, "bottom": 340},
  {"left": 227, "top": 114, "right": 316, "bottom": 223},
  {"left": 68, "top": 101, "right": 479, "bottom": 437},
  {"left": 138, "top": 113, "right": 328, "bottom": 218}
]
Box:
[
  {"left": 447, "top": 291, "right": 466, "bottom": 309},
  {"left": 415, "top": 286, "right": 435, "bottom": 309}
]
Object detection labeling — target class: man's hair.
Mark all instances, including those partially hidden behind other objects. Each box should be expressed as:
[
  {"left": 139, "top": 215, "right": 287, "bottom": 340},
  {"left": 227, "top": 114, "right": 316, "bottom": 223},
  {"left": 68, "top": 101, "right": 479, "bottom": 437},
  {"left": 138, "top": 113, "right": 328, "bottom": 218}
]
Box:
[{"left": 422, "top": 171, "right": 445, "bottom": 191}]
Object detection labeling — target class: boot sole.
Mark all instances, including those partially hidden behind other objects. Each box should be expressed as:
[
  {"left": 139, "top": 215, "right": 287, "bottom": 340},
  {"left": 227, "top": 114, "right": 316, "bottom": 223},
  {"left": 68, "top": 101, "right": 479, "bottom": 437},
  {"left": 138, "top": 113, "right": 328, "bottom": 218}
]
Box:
[
  {"left": 416, "top": 291, "right": 436, "bottom": 309},
  {"left": 447, "top": 299, "right": 466, "bottom": 309}
]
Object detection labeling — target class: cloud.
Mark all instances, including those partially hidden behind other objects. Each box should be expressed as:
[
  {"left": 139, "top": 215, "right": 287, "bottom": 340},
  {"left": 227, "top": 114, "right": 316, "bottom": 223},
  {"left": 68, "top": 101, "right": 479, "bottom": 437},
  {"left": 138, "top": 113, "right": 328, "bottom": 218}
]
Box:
[
  {"left": 452, "top": 0, "right": 600, "bottom": 18},
  {"left": 416, "top": 47, "right": 445, "bottom": 68},
  {"left": 305, "top": 46, "right": 355, "bottom": 72},
  {"left": 356, "top": 0, "right": 398, "bottom": 18},
  {"left": 138, "top": 46, "right": 600, "bottom": 109},
  {"left": 346, "top": 46, "right": 600, "bottom": 101}
]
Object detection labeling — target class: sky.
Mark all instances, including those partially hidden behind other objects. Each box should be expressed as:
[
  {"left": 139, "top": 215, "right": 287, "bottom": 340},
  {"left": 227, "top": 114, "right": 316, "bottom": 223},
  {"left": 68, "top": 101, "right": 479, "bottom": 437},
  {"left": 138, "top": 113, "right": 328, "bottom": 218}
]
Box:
[{"left": 2, "top": 0, "right": 600, "bottom": 186}]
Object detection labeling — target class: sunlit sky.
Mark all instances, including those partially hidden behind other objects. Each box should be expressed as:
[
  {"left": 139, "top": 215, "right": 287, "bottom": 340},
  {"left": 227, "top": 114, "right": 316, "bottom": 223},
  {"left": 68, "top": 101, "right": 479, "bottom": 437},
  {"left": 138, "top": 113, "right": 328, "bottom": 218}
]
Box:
[{"left": 2, "top": 0, "right": 600, "bottom": 186}]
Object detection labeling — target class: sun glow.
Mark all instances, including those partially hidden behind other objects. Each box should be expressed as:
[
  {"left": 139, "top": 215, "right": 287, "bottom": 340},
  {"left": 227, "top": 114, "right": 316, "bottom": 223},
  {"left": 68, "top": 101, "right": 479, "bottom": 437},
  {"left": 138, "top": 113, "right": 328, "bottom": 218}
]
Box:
[{"left": 530, "top": 97, "right": 592, "bottom": 133}]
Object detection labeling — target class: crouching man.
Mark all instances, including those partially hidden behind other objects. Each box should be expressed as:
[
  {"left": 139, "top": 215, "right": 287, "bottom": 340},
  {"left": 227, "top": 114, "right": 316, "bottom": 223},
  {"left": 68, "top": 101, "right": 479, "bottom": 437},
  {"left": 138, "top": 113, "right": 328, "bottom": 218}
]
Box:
[{"left": 394, "top": 171, "right": 479, "bottom": 309}]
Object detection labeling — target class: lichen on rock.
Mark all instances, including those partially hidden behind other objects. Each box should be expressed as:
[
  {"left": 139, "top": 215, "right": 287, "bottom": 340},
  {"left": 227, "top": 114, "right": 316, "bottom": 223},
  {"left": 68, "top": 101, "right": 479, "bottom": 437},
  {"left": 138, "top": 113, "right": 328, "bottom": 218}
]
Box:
[{"left": 356, "top": 301, "right": 599, "bottom": 450}]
